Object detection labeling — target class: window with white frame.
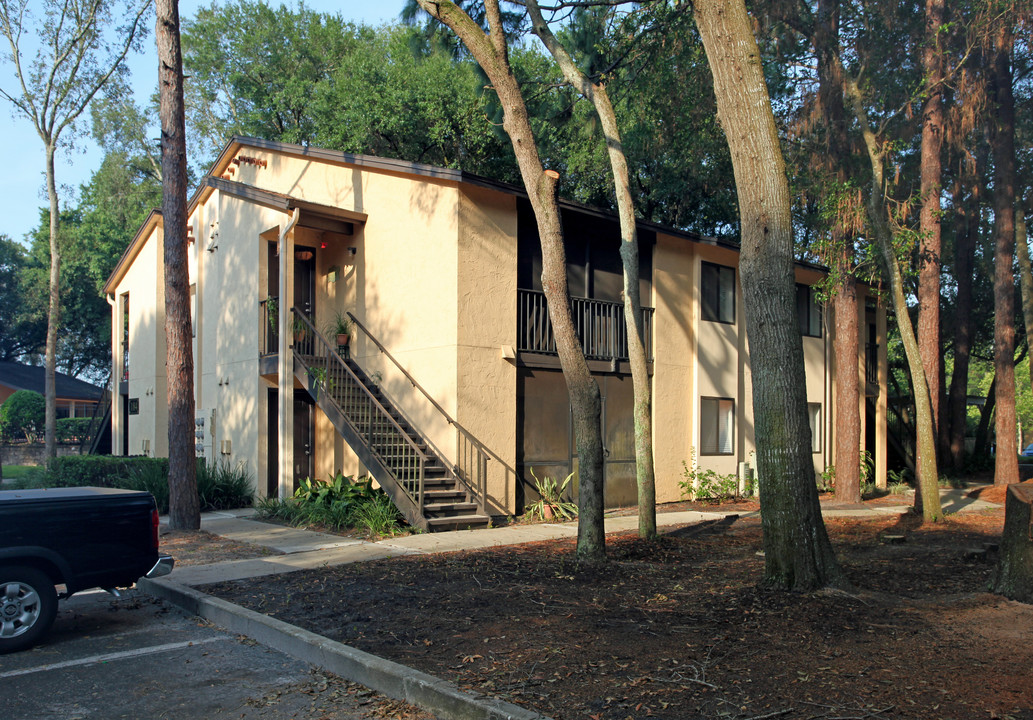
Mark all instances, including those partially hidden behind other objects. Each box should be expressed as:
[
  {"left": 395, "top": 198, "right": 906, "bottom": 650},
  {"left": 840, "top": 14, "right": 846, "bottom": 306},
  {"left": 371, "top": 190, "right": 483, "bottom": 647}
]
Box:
[
  {"left": 797, "top": 284, "right": 822, "bottom": 337},
  {"left": 190, "top": 284, "right": 197, "bottom": 337},
  {"left": 808, "top": 403, "right": 822, "bottom": 453},
  {"left": 701, "top": 397, "right": 734, "bottom": 455},
  {"left": 701, "top": 262, "right": 735, "bottom": 324}
]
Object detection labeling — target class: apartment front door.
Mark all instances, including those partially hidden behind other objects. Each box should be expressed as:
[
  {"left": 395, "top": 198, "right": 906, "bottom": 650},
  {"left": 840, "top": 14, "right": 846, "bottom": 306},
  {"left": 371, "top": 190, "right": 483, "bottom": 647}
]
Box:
[
  {"left": 293, "top": 394, "right": 314, "bottom": 491},
  {"left": 294, "top": 251, "right": 316, "bottom": 319}
]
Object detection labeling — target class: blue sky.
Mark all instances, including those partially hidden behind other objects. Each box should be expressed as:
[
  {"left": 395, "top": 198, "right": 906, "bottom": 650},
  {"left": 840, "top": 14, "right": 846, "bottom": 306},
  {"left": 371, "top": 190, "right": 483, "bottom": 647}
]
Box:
[{"left": 0, "top": 0, "right": 407, "bottom": 244}]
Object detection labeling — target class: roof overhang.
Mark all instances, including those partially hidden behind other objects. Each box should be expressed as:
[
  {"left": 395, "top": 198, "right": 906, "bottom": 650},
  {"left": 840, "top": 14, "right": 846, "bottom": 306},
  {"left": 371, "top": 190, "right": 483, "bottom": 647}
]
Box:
[{"left": 204, "top": 176, "right": 367, "bottom": 235}]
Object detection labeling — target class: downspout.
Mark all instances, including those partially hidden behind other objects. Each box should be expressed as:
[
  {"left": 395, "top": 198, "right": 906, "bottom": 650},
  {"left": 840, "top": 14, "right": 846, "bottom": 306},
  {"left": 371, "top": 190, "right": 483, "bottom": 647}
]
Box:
[
  {"left": 277, "top": 208, "right": 301, "bottom": 500},
  {"left": 823, "top": 297, "right": 830, "bottom": 478}
]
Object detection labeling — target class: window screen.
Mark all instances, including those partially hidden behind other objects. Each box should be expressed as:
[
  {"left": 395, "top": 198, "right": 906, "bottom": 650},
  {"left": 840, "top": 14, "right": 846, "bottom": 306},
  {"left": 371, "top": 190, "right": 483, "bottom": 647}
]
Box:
[
  {"left": 702, "top": 262, "right": 735, "bottom": 324},
  {"left": 701, "top": 397, "right": 734, "bottom": 455}
]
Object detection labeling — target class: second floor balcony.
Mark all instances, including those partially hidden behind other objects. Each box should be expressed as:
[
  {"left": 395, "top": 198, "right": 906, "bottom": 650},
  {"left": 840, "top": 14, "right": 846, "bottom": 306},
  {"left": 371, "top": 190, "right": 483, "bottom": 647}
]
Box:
[
  {"left": 517, "top": 288, "right": 654, "bottom": 363},
  {"left": 261, "top": 291, "right": 655, "bottom": 365}
]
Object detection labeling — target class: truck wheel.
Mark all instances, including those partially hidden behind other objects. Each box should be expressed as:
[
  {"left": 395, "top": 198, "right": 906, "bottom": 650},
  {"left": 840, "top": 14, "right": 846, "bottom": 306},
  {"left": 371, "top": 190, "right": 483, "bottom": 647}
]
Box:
[{"left": 0, "top": 566, "right": 58, "bottom": 654}]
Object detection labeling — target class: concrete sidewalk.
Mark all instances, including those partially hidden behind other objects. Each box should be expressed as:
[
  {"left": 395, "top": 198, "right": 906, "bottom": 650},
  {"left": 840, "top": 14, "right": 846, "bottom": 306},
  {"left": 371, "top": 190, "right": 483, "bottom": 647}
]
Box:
[
  {"left": 140, "top": 486, "right": 1000, "bottom": 720},
  {"left": 168, "top": 486, "right": 999, "bottom": 586}
]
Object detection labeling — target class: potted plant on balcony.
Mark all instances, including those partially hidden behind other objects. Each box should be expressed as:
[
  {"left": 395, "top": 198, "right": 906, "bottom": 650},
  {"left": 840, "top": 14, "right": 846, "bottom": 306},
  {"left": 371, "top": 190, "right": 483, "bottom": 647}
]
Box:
[
  {"left": 328, "top": 311, "right": 352, "bottom": 354},
  {"left": 265, "top": 296, "right": 278, "bottom": 331}
]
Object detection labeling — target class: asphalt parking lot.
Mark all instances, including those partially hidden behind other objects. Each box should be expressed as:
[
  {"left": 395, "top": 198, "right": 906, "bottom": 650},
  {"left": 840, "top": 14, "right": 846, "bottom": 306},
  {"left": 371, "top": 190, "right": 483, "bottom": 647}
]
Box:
[{"left": 0, "top": 587, "right": 418, "bottom": 719}]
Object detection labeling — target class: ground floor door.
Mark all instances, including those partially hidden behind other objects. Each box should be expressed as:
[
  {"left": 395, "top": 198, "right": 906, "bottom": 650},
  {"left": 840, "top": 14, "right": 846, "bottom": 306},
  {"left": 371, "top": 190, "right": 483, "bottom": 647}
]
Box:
[
  {"left": 267, "top": 389, "right": 278, "bottom": 497},
  {"left": 517, "top": 367, "right": 638, "bottom": 512},
  {"left": 293, "top": 393, "right": 314, "bottom": 491},
  {"left": 294, "top": 252, "right": 316, "bottom": 319},
  {"left": 121, "top": 395, "right": 130, "bottom": 456}
]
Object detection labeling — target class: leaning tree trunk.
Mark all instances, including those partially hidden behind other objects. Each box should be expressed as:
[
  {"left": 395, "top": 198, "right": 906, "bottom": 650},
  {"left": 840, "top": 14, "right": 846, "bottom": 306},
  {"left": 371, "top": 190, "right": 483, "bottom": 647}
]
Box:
[
  {"left": 990, "top": 25, "right": 1018, "bottom": 486},
  {"left": 157, "top": 0, "right": 200, "bottom": 530},
  {"left": 918, "top": 0, "right": 946, "bottom": 462},
  {"left": 526, "top": 0, "right": 657, "bottom": 539},
  {"left": 991, "top": 484, "right": 1033, "bottom": 602},
  {"left": 415, "top": 0, "right": 606, "bottom": 562},
  {"left": 843, "top": 72, "right": 943, "bottom": 521},
  {"left": 694, "top": 0, "right": 843, "bottom": 590},
  {"left": 975, "top": 376, "right": 996, "bottom": 459}
]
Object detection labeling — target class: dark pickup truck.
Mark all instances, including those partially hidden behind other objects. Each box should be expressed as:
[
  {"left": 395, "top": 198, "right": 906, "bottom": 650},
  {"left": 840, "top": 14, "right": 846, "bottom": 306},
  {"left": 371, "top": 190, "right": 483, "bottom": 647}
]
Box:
[{"left": 0, "top": 486, "right": 174, "bottom": 653}]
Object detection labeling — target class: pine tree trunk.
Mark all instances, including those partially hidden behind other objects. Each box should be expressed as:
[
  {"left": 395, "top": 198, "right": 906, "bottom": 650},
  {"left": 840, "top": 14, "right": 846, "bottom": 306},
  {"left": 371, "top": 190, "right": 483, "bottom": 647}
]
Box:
[
  {"left": 918, "top": 0, "right": 946, "bottom": 462},
  {"left": 990, "top": 26, "right": 1018, "bottom": 485},
  {"left": 843, "top": 72, "right": 942, "bottom": 521},
  {"left": 416, "top": 0, "right": 606, "bottom": 561},
  {"left": 157, "top": 0, "right": 199, "bottom": 530},
  {"left": 814, "top": 0, "right": 861, "bottom": 503},
  {"left": 833, "top": 266, "right": 860, "bottom": 501},
  {"left": 44, "top": 143, "right": 60, "bottom": 461},
  {"left": 694, "top": 0, "right": 843, "bottom": 590},
  {"left": 947, "top": 165, "right": 980, "bottom": 471}
]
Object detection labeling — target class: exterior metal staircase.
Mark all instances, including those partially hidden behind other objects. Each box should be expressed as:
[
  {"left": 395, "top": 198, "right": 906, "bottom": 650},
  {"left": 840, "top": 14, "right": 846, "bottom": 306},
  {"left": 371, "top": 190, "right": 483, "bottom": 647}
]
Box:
[
  {"left": 290, "top": 309, "right": 491, "bottom": 532},
  {"left": 79, "top": 371, "right": 112, "bottom": 455}
]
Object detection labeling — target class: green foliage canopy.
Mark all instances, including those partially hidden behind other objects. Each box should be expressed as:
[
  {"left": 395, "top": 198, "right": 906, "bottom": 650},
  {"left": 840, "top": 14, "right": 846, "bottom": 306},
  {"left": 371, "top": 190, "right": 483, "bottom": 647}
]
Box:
[{"left": 1, "top": 390, "right": 45, "bottom": 442}]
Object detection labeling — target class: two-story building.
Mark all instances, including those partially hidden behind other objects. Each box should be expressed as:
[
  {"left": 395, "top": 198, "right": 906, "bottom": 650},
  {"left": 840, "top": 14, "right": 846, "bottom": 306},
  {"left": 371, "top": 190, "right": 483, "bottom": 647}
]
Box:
[{"left": 104, "top": 137, "right": 887, "bottom": 530}]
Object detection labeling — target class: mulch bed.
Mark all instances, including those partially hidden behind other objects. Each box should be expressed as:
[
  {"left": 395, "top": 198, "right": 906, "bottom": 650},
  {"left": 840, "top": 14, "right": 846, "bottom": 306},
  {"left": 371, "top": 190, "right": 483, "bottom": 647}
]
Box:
[{"left": 202, "top": 504, "right": 1033, "bottom": 720}]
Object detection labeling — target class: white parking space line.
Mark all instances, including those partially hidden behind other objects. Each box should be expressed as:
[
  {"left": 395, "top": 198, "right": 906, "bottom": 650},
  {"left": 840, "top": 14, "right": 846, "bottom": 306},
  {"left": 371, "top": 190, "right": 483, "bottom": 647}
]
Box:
[{"left": 0, "top": 636, "right": 229, "bottom": 679}]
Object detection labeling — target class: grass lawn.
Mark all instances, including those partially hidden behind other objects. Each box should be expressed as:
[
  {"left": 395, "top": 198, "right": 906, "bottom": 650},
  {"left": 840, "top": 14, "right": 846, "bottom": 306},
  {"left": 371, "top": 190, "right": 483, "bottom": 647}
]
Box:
[{"left": 0, "top": 464, "right": 43, "bottom": 483}]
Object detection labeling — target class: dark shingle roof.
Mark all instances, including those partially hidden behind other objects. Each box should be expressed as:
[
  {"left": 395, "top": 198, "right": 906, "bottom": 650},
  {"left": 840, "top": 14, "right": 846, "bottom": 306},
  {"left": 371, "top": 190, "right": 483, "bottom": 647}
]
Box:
[{"left": 0, "top": 361, "right": 103, "bottom": 401}]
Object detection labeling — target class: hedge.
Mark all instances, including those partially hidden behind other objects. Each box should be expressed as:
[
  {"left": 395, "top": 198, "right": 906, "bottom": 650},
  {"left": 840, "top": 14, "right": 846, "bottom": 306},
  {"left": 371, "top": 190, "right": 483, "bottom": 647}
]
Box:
[
  {"left": 56, "top": 418, "right": 94, "bottom": 444},
  {"left": 44, "top": 455, "right": 253, "bottom": 514}
]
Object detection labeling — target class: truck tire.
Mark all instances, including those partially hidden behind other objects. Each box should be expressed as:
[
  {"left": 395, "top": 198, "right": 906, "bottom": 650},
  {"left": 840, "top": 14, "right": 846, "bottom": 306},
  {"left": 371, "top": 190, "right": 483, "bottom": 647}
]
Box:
[{"left": 0, "top": 565, "right": 58, "bottom": 654}]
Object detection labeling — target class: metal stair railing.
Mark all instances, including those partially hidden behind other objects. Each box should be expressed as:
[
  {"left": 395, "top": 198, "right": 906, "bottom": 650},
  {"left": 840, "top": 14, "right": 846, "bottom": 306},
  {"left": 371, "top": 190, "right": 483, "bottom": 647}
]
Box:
[
  {"left": 347, "top": 312, "right": 499, "bottom": 514},
  {"left": 79, "top": 370, "right": 113, "bottom": 455},
  {"left": 291, "top": 309, "right": 430, "bottom": 513}
]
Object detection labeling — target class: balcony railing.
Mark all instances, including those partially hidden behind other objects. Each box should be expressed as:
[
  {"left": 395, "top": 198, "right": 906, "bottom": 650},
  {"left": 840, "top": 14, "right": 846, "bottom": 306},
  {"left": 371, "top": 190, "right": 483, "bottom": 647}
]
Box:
[{"left": 517, "top": 289, "right": 654, "bottom": 362}]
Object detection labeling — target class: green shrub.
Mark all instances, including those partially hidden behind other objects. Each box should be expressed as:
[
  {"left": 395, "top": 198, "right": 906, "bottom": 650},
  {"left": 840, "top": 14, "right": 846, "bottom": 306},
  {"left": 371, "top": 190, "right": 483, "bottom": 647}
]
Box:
[
  {"left": 42, "top": 455, "right": 253, "bottom": 514},
  {"left": 1, "top": 390, "right": 45, "bottom": 442},
  {"left": 196, "top": 459, "right": 254, "bottom": 510},
  {"left": 351, "top": 493, "right": 403, "bottom": 536},
  {"left": 129, "top": 460, "right": 170, "bottom": 512},
  {"left": 680, "top": 448, "right": 739, "bottom": 501},
  {"left": 56, "top": 418, "right": 93, "bottom": 444},
  {"left": 255, "top": 473, "right": 402, "bottom": 535},
  {"left": 46, "top": 455, "right": 165, "bottom": 489}
]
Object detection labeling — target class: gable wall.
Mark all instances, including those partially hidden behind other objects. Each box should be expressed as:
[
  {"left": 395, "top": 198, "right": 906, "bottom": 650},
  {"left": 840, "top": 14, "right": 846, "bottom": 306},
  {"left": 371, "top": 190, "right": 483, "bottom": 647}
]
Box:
[
  {"left": 226, "top": 147, "right": 465, "bottom": 469},
  {"left": 111, "top": 224, "right": 168, "bottom": 458}
]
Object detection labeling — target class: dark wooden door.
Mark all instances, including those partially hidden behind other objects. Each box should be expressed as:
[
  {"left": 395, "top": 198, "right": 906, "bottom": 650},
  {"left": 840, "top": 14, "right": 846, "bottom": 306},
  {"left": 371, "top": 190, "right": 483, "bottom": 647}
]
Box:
[
  {"left": 294, "top": 251, "right": 316, "bottom": 319},
  {"left": 293, "top": 394, "right": 314, "bottom": 491}
]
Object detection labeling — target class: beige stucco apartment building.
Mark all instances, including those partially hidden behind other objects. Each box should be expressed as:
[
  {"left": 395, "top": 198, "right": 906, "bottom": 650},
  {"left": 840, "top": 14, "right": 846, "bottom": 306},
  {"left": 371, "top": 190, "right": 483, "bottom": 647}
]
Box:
[{"left": 104, "top": 137, "right": 887, "bottom": 529}]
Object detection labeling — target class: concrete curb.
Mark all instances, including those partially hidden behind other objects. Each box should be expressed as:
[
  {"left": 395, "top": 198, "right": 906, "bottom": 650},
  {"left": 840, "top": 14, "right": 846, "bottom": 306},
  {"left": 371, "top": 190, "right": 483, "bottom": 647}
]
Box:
[{"left": 139, "top": 577, "right": 551, "bottom": 720}]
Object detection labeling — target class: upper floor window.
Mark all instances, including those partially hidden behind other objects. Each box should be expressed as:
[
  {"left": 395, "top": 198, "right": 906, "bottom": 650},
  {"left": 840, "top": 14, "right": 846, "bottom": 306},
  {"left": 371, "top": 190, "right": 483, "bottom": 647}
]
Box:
[
  {"left": 701, "top": 262, "right": 735, "bottom": 324},
  {"left": 797, "top": 284, "right": 822, "bottom": 337}
]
